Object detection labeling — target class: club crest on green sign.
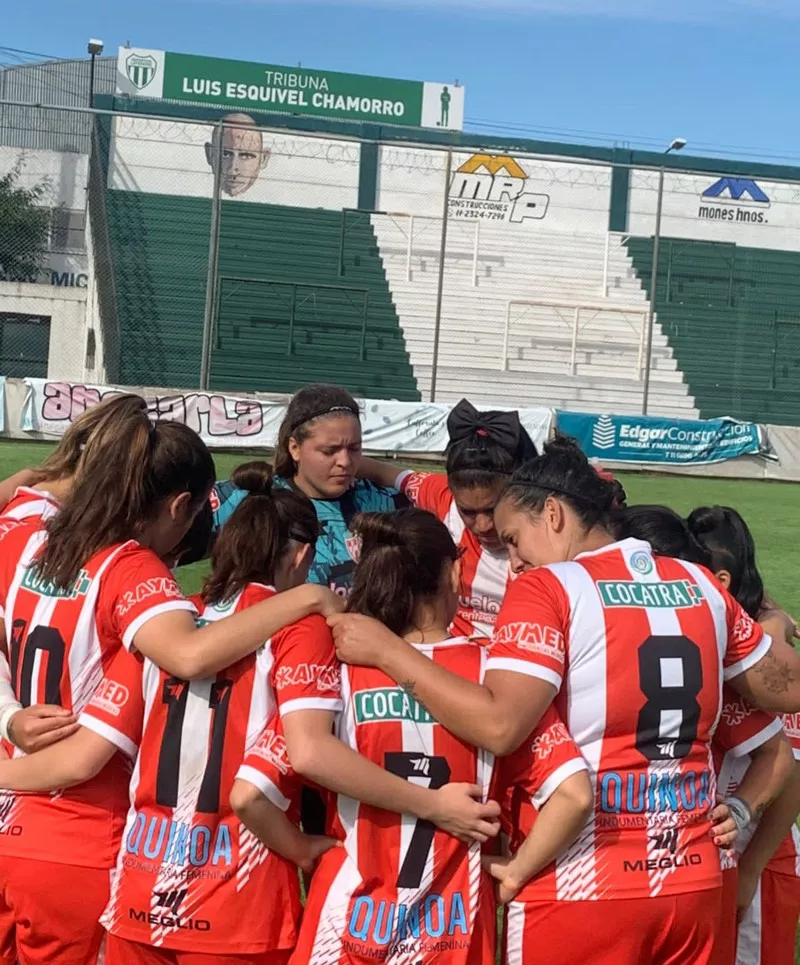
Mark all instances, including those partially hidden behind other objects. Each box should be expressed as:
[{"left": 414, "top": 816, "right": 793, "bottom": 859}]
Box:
[{"left": 126, "top": 53, "right": 158, "bottom": 90}]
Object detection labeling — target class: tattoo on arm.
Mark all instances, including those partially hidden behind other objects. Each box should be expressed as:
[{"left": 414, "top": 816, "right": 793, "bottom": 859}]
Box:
[
  {"left": 754, "top": 651, "right": 794, "bottom": 695},
  {"left": 401, "top": 680, "right": 418, "bottom": 700}
]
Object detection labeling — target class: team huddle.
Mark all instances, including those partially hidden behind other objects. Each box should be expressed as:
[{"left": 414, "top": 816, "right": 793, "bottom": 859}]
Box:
[{"left": 0, "top": 383, "right": 797, "bottom": 965}]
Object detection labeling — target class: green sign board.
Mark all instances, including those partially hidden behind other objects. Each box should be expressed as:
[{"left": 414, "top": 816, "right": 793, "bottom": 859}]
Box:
[{"left": 116, "top": 48, "right": 465, "bottom": 130}]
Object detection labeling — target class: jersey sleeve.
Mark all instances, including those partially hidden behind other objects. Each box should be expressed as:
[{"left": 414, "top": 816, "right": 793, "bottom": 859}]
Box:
[
  {"left": 780, "top": 713, "right": 800, "bottom": 761},
  {"left": 236, "top": 718, "right": 300, "bottom": 812},
  {"left": 102, "top": 547, "right": 196, "bottom": 652},
  {"left": 500, "top": 705, "right": 588, "bottom": 810},
  {"left": 722, "top": 590, "right": 772, "bottom": 680},
  {"left": 715, "top": 686, "right": 783, "bottom": 758},
  {"left": 210, "top": 479, "right": 246, "bottom": 533},
  {"left": 0, "top": 521, "right": 35, "bottom": 619},
  {"left": 78, "top": 646, "right": 145, "bottom": 760},
  {"left": 356, "top": 481, "right": 409, "bottom": 512},
  {"left": 395, "top": 471, "right": 451, "bottom": 517},
  {"left": 271, "top": 615, "right": 343, "bottom": 717},
  {"left": 485, "top": 568, "right": 570, "bottom": 690}
]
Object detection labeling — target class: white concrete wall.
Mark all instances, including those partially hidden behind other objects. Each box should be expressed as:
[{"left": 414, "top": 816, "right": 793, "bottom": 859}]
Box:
[{"left": 0, "top": 282, "right": 88, "bottom": 381}]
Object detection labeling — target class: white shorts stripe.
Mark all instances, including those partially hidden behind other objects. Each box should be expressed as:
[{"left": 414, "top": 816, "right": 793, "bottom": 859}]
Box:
[
  {"left": 736, "top": 874, "right": 763, "bottom": 965},
  {"left": 505, "top": 901, "right": 525, "bottom": 965}
]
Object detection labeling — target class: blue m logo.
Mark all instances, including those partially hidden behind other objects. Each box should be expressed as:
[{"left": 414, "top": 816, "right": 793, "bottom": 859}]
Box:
[{"left": 702, "top": 178, "right": 769, "bottom": 204}]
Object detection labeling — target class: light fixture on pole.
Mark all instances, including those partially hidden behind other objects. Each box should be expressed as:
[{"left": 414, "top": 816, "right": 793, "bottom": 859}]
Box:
[
  {"left": 87, "top": 39, "right": 104, "bottom": 107},
  {"left": 641, "top": 137, "right": 688, "bottom": 415}
]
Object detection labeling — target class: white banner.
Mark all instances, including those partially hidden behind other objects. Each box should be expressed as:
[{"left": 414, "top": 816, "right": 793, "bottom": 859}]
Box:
[{"left": 19, "top": 379, "right": 554, "bottom": 455}]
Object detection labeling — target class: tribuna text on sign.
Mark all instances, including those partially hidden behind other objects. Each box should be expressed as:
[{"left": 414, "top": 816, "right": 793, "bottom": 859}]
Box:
[{"left": 181, "top": 77, "right": 407, "bottom": 118}]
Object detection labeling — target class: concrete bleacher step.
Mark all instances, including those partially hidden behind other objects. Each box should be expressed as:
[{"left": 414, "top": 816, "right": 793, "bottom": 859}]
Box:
[
  {"left": 413, "top": 367, "right": 697, "bottom": 419},
  {"left": 373, "top": 213, "right": 698, "bottom": 414}
]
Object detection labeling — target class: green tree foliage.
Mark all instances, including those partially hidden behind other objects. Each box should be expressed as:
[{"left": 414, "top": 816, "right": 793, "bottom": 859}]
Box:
[{"left": 0, "top": 161, "right": 51, "bottom": 282}]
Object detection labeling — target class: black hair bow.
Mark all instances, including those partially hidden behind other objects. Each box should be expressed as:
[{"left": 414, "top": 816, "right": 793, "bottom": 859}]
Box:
[{"left": 447, "top": 399, "right": 524, "bottom": 454}]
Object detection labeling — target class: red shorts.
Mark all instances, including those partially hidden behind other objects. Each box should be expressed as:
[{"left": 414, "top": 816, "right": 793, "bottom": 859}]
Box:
[
  {"left": 737, "top": 868, "right": 800, "bottom": 965},
  {"left": 711, "top": 867, "right": 739, "bottom": 965},
  {"left": 104, "top": 934, "right": 291, "bottom": 965},
  {"left": 0, "top": 855, "right": 109, "bottom": 965},
  {"left": 503, "top": 888, "right": 723, "bottom": 965},
  {"left": 0, "top": 896, "right": 14, "bottom": 965}
]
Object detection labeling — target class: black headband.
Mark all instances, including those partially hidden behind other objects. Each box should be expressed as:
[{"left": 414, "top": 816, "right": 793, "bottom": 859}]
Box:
[{"left": 290, "top": 405, "right": 359, "bottom": 435}]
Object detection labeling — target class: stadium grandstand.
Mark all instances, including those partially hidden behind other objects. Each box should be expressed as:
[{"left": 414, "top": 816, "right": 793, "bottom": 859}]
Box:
[{"left": 3, "top": 47, "right": 800, "bottom": 430}]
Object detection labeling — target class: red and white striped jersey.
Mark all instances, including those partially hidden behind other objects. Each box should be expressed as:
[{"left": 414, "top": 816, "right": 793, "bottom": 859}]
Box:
[
  {"left": 290, "top": 637, "right": 587, "bottom": 965},
  {"left": 1, "top": 486, "right": 60, "bottom": 523},
  {"left": 726, "top": 710, "right": 800, "bottom": 879},
  {"left": 498, "top": 710, "right": 589, "bottom": 903},
  {"left": 0, "top": 522, "right": 194, "bottom": 869},
  {"left": 293, "top": 636, "right": 496, "bottom": 965},
  {"left": 764, "top": 713, "right": 800, "bottom": 878},
  {"left": 486, "top": 538, "right": 772, "bottom": 901},
  {"left": 81, "top": 584, "right": 342, "bottom": 954},
  {"left": 397, "top": 471, "right": 510, "bottom": 639}
]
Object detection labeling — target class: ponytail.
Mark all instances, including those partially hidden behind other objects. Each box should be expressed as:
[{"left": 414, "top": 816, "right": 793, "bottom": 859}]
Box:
[
  {"left": 502, "top": 434, "right": 618, "bottom": 530},
  {"left": 202, "top": 461, "right": 318, "bottom": 605},
  {"left": 37, "top": 400, "right": 215, "bottom": 588},
  {"left": 687, "top": 506, "right": 764, "bottom": 618},
  {"left": 347, "top": 509, "right": 459, "bottom": 636},
  {"left": 37, "top": 393, "right": 147, "bottom": 483}
]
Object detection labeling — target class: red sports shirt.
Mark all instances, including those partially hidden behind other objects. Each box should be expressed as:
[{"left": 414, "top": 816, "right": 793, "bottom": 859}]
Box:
[
  {"left": 290, "top": 637, "right": 587, "bottom": 965},
  {"left": 764, "top": 713, "right": 800, "bottom": 878},
  {"left": 397, "top": 471, "right": 510, "bottom": 638},
  {"left": 486, "top": 537, "right": 771, "bottom": 900},
  {"left": 0, "top": 523, "right": 194, "bottom": 869},
  {"left": 724, "top": 708, "right": 800, "bottom": 879},
  {"left": 1, "top": 487, "right": 60, "bottom": 524},
  {"left": 712, "top": 688, "right": 783, "bottom": 872},
  {"left": 81, "top": 584, "right": 342, "bottom": 954}
]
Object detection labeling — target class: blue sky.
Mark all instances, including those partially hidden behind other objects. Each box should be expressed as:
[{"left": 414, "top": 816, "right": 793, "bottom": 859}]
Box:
[{"left": 4, "top": 0, "right": 800, "bottom": 161}]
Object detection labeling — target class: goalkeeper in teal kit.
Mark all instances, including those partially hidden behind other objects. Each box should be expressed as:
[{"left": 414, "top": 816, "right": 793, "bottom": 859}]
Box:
[{"left": 211, "top": 384, "right": 409, "bottom": 598}]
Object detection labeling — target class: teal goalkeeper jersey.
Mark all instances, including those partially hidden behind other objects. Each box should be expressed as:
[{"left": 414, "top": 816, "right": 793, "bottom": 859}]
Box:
[{"left": 210, "top": 477, "right": 409, "bottom": 597}]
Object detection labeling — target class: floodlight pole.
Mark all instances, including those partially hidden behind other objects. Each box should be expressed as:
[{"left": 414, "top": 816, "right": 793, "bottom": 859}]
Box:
[{"left": 641, "top": 140, "right": 686, "bottom": 416}]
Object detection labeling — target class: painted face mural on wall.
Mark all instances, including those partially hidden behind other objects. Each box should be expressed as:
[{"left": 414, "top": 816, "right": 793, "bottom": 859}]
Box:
[{"left": 204, "top": 113, "right": 271, "bottom": 197}]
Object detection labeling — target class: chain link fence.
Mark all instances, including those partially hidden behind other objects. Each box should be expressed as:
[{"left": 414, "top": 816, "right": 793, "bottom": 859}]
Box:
[{"left": 2, "top": 100, "right": 800, "bottom": 424}]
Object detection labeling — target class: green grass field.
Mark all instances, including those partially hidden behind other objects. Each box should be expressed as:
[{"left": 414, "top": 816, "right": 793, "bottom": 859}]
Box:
[
  {"left": 3, "top": 439, "right": 797, "bottom": 611},
  {"left": 3, "top": 439, "right": 799, "bottom": 959}
]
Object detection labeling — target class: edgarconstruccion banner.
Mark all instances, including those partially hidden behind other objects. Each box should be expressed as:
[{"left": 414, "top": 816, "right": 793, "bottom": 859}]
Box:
[{"left": 116, "top": 48, "right": 465, "bottom": 130}]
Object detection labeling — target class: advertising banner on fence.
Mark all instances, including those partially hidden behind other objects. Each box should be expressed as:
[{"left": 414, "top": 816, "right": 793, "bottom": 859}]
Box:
[
  {"left": 19, "top": 380, "right": 553, "bottom": 455},
  {"left": 116, "top": 47, "right": 465, "bottom": 130},
  {"left": 557, "top": 410, "right": 768, "bottom": 466}
]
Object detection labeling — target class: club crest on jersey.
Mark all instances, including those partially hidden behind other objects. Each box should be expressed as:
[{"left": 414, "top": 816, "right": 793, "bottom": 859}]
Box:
[
  {"left": 21, "top": 566, "right": 90, "bottom": 600},
  {"left": 354, "top": 687, "right": 436, "bottom": 725},
  {"left": 597, "top": 579, "right": 704, "bottom": 609},
  {"left": 629, "top": 550, "right": 654, "bottom": 576},
  {"left": 345, "top": 533, "right": 362, "bottom": 563}
]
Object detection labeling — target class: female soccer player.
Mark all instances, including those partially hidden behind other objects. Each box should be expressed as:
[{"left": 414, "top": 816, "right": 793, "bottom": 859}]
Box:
[
  {"left": 328, "top": 437, "right": 800, "bottom": 965},
  {"left": 357, "top": 399, "right": 538, "bottom": 638},
  {"left": 0, "top": 408, "right": 346, "bottom": 965},
  {"left": 0, "top": 460, "right": 498, "bottom": 965},
  {"left": 235, "top": 507, "right": 591, "bottom": 965},
  {"left": 614, "top": 504, "right": 796, "bottom": 965},
  {"left": 212, "top": 384, "right": 408, "bottom": 599},
  {"left": 0, "top": 396, "right": 180, "bottom": 760},
  {"left": 0, "top": 393, "right": 154, "bottom": 523},
  {"left": 687, "top": 506, "right": 800, "bottom": 965}
]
